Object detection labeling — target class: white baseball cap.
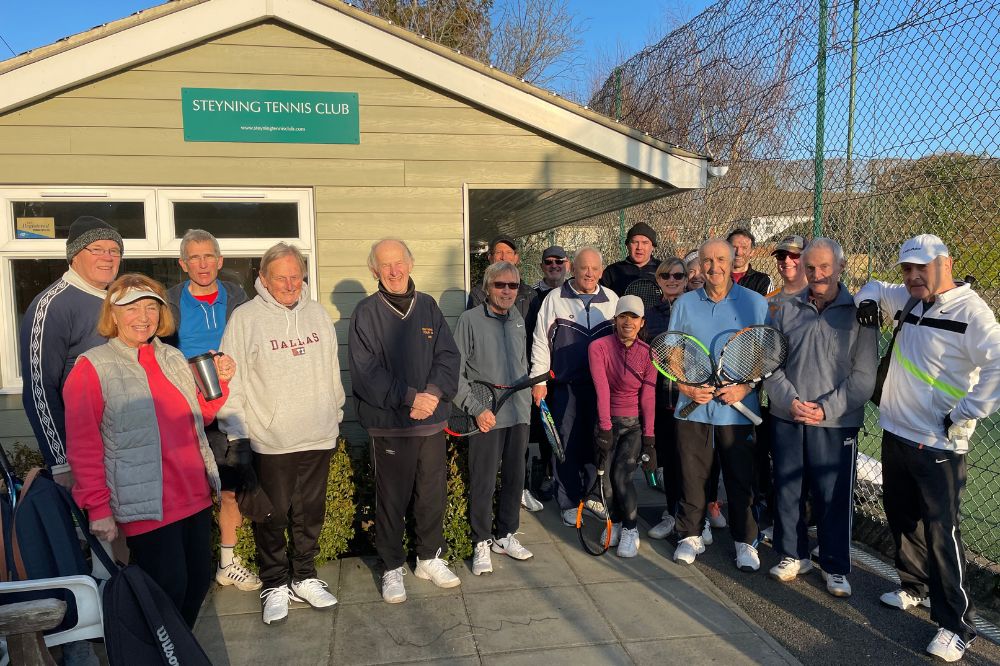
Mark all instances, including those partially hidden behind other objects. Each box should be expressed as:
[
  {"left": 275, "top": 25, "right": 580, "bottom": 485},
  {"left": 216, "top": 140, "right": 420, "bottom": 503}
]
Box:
[
  {"left": 615, "top": 295, "right": 645, "bottom": 317},
  {"left": 897, "top": 234, "right": 949, "bottom": 265}
]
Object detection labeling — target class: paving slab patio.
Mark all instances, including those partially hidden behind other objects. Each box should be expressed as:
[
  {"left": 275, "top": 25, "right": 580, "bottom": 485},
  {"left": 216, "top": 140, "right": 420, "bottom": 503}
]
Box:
[{"left": 194, "top": 485, "right": 801, "bottom": 666}]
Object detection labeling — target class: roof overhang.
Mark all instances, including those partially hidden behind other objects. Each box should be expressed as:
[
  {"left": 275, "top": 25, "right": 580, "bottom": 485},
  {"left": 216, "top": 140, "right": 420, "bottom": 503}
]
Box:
[{"left": 0, "top": 0, "right": 710, "bottom": 192}]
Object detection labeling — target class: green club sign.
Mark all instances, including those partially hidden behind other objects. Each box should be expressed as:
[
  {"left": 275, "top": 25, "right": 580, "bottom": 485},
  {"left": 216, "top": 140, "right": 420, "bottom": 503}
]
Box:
[{"left": 181, "top": 88, "right": 360, "bottom": 144}]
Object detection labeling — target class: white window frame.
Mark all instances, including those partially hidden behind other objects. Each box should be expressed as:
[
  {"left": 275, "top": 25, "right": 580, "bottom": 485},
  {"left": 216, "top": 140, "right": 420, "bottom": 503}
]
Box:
[{"left": 0, "top": 186, "right": 316, "bottom": 392}]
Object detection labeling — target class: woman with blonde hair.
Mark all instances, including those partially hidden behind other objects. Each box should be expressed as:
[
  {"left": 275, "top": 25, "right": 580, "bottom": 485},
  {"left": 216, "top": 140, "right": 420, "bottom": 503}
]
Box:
[{"left": 65, "top": 273, "right": 235, "bottom": 627}]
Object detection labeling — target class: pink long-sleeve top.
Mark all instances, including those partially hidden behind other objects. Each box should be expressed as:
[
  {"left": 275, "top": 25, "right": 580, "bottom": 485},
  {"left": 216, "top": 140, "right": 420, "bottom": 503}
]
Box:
[
  {"left": 588, "top": 335, "right": 657, "bottom": 436},
  {"left": 65, "top": 343, "right": 227, "bottom": 537}
]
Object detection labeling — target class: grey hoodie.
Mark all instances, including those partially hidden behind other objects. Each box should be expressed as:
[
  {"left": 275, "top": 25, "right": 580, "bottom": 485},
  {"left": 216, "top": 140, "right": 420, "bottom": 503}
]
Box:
[
  {"left": 217, "top": 277, "right": 345, "bottom": 454},
  {"left": 764, "top": 283, "right": 877, "bottom": 428}
]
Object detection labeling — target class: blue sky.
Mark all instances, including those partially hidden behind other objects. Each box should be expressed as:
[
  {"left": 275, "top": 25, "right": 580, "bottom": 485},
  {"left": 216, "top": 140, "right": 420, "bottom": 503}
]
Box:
[{"left": 0, "top": 0, "right": 711, "bottom": 77}]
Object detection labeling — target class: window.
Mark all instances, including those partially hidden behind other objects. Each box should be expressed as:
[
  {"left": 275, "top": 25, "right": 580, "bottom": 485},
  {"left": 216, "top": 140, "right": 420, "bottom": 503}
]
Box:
[{"left": 0, "top": 187, "right": 314, "bottom": 391}]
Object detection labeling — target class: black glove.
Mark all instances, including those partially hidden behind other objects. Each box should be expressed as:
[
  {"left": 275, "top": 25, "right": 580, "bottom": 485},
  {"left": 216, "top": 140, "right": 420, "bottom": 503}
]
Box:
[
  {"left": 226, "top": 438, "right": 258, "bottom": 493},
  {"left": 640, "top": 436, "right": 657, "bottom": 473},
  {"left": 595, "top": 429, "right": 613, "bottom": 453},
  {"left": 856, "top": 299, "right": 881, "bottom": 327}
]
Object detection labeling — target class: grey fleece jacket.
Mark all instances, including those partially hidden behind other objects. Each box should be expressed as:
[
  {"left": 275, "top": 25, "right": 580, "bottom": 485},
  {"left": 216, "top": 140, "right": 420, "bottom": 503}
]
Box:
[
  {"left": 764, "top": 283, "right": 877, "bottom": 428},
  {"left": 454, "top": 303, "right": 531, "bottom": 428}
]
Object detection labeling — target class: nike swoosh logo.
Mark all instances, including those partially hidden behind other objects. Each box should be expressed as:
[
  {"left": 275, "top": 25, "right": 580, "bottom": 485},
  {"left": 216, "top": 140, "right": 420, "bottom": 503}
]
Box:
[
  {"left": 516, "top": 324, "right": 524, "bottom": 328},
  {"left": 935, "top": 458, "right": 948, "bottom": 463}
]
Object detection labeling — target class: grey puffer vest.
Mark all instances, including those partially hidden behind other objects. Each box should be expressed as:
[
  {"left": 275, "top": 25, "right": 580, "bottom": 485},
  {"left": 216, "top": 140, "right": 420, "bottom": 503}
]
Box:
[{"left": 80, "top": 337, "right": 219, "bottom": 523}]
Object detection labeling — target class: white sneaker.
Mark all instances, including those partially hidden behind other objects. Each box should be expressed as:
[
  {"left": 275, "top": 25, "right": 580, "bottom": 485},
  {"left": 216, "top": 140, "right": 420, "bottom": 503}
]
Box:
[
  {"left": 701, "top": 518, "right": 714, "bottom": 546},
  {"left": 673, "top": 536, "right": 705, "bottom": 564},
  {"left": 260, "top": 585, "right": 292, "bottom": 625},
  {"left": 216, "top": 558, "right": 263, "bottom": 591},
  {"left": 821, "top": 570, "right": 852, "bottom": 598},
  {"left": 601, "top": 522, "right": 622, "bottom": 548},
  {"left": 473, "top": 540, "right": 493, "bottom": 575},
  {"left": 382, "top": 566, "right": 407, "bottom": 603},
  {"left": 562, "top": 507, "right": 580, "bottom": 527},
  {"left": 707, "top": 501, "right": 727, "bottom": 528},
  {"left": 769, "top": 557, "right": 813, "bottom": 581},
  {"left": 585, "top": 499, "right": 608, "bottom": 519},
  {"left": 617, "top": 527, "right": 640, "bottom": 558},
  {"left": 290, "top": 578, "right": 337, "bottom": 608},
  {"left": 414, "top": 548, "right": 462, "bottom": 588},
  {"left": 760, "top": 526, "right": 774, "bottom": 542},
  {"left": 521, "top": 489, "right": 543, "bottom": 512},
  {"left": 811, "top": 545, "right": 820, "bottom": 560},
  {"left": 880, "top": 588, "right": 930, "bottom": 610},
  {"left": 492, "top": 533, "right": 533, "bottom": 560},
  {"left": 735, "top": 542, "right": 760, "bottom": 572},
  {"left": 648, "top": 515, "right": 675, "bottom": 540},
  {"left": 926, "top": 628, "right": 970, "bottom": 662}
]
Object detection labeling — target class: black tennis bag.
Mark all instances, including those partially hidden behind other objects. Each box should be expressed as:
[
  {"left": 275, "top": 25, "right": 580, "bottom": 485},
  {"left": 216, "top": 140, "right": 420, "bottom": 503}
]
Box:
[{"left": 101, "top": 561, "right": 212, "bottom": 666}]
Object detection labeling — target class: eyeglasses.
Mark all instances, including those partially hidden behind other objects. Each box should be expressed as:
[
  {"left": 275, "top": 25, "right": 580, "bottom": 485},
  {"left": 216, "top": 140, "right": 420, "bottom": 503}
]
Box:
[
  {"left": 657, "top": 272, "right": 686, "bottom": 280},
  {"left": 492, "top": 281, "right": 519, "bottom": 291},
  {"left": 83, "top": 246, "right": 122, "bottom": 258},
  {"left": 774, "top": 251, "right": 801, "bottom": 261},
  {"left": 543, "top": 258, "right": 566, "bottom": 266}
]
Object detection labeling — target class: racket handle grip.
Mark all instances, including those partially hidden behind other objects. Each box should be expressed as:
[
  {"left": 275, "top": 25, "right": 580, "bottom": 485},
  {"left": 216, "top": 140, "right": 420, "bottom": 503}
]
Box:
[
  {"left": 678, "top": 400, "right": 697, "bottom": 419},
  {"left": 732, "top": 401, "right": 763, "bottom": 426},
  {"left": 639, "top": 454, "right": 659, "bottom": 488}
]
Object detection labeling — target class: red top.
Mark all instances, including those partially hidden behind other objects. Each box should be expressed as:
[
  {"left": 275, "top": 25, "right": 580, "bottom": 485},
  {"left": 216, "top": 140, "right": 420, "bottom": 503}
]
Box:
[
  {"left": 192, "top": 290, "right": 218, "bottom": 304},
  {"left": 732, "top": 271, "right": 746, "bottom": 283},
  {"left": 588, "top": 335, "right": 657, "bottom": 436},
  {"left": 65, "top": 344, "right": 227, "bottom": 536}
]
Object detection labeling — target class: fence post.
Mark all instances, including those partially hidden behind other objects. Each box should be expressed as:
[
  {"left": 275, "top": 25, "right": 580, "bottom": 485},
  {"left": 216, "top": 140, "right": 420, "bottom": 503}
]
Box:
[
  {"left": 615, "top": 66, "right": 627, "bottom": 259},
  {"left": 813, "top": 0, "right": 828, "bottom": 238}
]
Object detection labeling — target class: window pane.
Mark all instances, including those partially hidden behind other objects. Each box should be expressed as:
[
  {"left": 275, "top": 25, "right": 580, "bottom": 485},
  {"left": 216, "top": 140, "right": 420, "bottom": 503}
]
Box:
[
  {"left": 12, "top": 201, "right": 145, "bottom": 239},
  {"left": 10, "top": 256, "right": 280, "bottom": 375},
  {"left": 173, "top": 202, "right": 298, "bottom": 239}
]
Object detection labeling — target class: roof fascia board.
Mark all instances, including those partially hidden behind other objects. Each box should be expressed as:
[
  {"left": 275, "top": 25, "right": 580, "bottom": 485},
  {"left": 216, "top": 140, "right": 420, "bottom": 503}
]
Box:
[
  {"left": 276, "top": 0, "right": 705, "bottom": 188},
  {"left": 0, "top": 0, "right": 268, "bottom": 115}
]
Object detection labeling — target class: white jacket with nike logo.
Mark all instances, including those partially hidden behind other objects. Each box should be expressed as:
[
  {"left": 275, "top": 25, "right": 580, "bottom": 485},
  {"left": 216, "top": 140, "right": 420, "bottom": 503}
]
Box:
[{"left": 855, "top": 281, "right": 1000, "bottom": 453}]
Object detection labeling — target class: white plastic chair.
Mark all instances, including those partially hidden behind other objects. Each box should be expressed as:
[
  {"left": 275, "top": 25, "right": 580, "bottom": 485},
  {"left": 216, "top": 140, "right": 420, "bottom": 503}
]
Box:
[{"left": 0, "top": 575, "right": 103, "bottom": 666}]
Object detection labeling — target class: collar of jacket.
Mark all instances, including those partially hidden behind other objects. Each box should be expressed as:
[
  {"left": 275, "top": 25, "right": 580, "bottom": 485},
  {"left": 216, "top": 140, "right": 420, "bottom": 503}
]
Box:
[
  {"left": 793, "top": 282, "right": 854, "bottom": 311},
  {"left": 561, "top": 280, "right": 611, "bottom": 302},
  {"left": 481, "top": 302, "right": 511, "bottom": 321}
]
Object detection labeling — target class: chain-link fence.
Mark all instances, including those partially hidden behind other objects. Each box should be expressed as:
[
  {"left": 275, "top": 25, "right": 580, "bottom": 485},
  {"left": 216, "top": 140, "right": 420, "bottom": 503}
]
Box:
[{"left": 521, "top": 0, "right": 1000, "bottom": 570}]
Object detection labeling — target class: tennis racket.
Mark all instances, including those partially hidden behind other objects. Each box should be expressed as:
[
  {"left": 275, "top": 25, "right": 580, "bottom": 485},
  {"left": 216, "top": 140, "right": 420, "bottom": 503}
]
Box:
[
  {"left": 624, "top": 277, "right": 662, "bottom": 312},
  {"left": 650, "top": 327, "right": 785, "bottom": 426},
  {"left": 445, "top": 371, "right": 553, "bottom": 437},
  {"left": 538, "top": 398, "right": 566, "bottom": 463},
  {"left": 674, "top": 325, "right": 787, "bottom": 425},
  {"left": 577, "top": 462, "right": 613, "bottom": 556}
]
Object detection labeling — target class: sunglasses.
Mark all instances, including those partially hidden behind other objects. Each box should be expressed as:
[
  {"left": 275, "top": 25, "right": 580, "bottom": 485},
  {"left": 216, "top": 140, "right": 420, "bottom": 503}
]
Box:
[
  {"left": 543, "top": 258, "right": 566, "bottom": 265},
  {"left": 492, "top": 281, "right": 520, "bottom": 290},
  {"left": 775, "top": 251, "right": 801, "bottom": 261},
  {"left": 657, "top": 272, "right": 686, "bottom": 280}
]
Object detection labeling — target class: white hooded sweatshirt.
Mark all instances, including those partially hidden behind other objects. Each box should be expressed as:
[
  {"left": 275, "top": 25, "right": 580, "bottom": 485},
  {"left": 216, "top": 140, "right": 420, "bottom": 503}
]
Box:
[{"left": 218, "top": 277, "right": 345, "bottom": 454}]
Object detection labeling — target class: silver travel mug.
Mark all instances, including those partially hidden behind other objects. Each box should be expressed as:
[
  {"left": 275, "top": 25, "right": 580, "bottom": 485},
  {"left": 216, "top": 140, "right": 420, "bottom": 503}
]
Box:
[{"left": 188, "top": 352, "right": 224, "bottom": 401}]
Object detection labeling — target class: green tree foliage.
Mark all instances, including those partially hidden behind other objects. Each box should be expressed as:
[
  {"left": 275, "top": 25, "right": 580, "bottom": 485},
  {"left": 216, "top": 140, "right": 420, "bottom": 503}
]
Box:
[{"left": 873, "top": 153, "right": 1000, "bottom": 287}]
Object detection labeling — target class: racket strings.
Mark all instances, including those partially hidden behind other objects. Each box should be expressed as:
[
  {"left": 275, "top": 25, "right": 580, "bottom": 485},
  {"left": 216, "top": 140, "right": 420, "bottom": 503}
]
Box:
[
  {"left": 721, "top": 329, "right": 788, "bottom": 381},
  {"left": 651, "top": 335, "right": 713, "bottom": 384}
]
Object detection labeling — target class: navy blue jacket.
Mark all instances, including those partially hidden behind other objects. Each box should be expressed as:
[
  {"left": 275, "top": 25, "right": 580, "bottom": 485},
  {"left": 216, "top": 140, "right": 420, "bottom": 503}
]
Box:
[
  {"left": 19, "top": 271, "right": 108, "bottom": 473},
  {"left": 348, "top": 290, "right": 460, "bottom": 435}
]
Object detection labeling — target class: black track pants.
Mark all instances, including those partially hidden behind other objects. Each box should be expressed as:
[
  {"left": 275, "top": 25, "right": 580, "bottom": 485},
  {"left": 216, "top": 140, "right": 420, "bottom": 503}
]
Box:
[{"left": 468, "top": 424, "right": 528, "bottom": 543}]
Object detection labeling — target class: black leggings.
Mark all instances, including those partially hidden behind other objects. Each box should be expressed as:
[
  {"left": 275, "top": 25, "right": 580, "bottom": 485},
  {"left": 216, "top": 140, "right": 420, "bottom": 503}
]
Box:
[
  {"left": 126, "top": 507, "right": 214, "bottom": 628},
  {"left": 602, "top": 416, "right": 643, "bottom": 529}
]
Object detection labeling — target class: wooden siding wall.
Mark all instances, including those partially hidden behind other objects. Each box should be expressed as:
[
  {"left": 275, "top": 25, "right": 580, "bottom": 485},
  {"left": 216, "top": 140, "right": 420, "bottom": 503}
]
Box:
[{"left": 0, "top": 21, "right": 657, "bottom": 443}]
